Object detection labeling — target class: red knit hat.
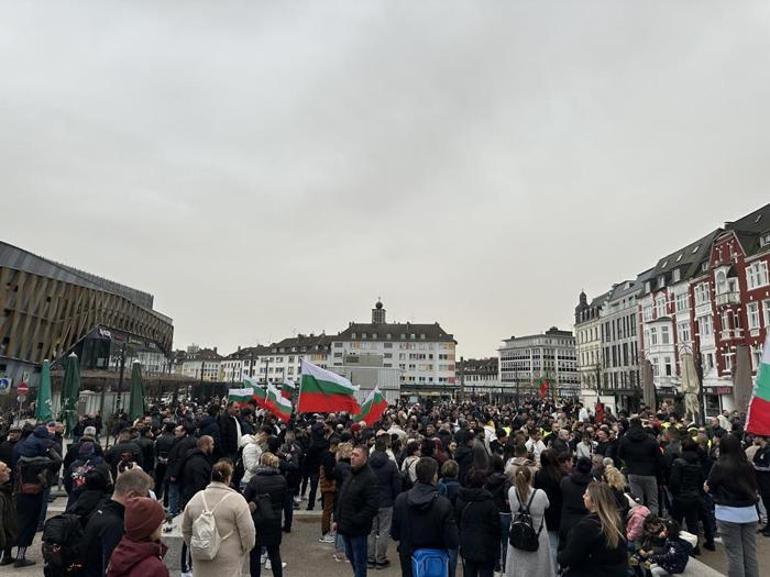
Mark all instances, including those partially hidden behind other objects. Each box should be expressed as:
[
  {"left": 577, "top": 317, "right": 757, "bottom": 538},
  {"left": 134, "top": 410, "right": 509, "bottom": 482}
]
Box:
[{"left": 124, "top": 497, "right": 165, "bottom": 541}]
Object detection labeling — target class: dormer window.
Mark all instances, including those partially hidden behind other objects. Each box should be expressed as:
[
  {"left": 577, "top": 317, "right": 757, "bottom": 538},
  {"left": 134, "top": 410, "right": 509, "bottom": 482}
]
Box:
[
  {"left": 351, "top": 333, "right": 356, "bottom": 339},
  {"left": 362, "top": 333, "right": 367, "bottom": 339},
  {"left": 760, "top": 232, "right": 770, "bottom": 247}
]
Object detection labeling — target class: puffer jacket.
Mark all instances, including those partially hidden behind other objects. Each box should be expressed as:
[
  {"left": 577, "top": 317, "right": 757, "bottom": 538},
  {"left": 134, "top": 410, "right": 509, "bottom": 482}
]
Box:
[
  {"left": 243, "top": 467, "right": 287, "bottom": 547},
  {"left": 484, "top": 471, "right": 510, "bottom": 513},
  {"left": 391, "top": 482, "right": 459, "bottom": 554},
  {"left": 649, "top": 537, "right": 693, "bottom": 574},
  {"left": 670, "top": 450, "right": 704, "bottom": 504},
  {"left": 369, "top": 450, "right": 401, "bottom": 508},
  {"left": 240, "top": 435, "right": 263, "bottom": 485},
  {"left": 336, "top": 464, "right": 379, "bottom": 537}
]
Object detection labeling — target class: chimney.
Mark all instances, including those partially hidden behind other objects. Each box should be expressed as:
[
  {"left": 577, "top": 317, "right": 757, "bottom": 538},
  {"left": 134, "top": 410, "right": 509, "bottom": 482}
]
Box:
[{"left": 213, "top": 347, "right": 218, "bottom": 354}]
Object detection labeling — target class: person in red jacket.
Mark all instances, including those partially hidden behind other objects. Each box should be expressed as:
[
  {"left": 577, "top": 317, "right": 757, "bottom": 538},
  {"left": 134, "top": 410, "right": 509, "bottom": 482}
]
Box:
[{"left": 107, "top": 497, "right": 169, "bottom": 577}]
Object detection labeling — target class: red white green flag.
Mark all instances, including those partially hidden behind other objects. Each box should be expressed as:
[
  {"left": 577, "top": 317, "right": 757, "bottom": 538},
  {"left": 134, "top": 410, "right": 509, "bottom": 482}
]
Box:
[
  {"left": 265, "top": 384, "right": 293, "bottom": 422},
  {"left": 297, "top": 360, "right": 360, "bottom": 414},
  {"left": 281, "top": 379, "right": 296, "bottom": 400},
  {"left": 746, "top": 332, "right": 770, "bottom": 436},
  {"left": 243, "top": 376, "right": 268, "bottom": 408},
  {"left": 355, "top": 387, "right": 388, "bottom": 426},
  {"left": 228, "top": 387, "right": 254, "bottom": 404}
]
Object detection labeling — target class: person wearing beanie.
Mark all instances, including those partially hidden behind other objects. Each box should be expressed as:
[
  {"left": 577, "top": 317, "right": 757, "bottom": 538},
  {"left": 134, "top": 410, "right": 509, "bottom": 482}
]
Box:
[
  {"left": 64, "top": 440, "right": 110, "bottom": 509},
  {"left": 106, "top": 497, "right": 169, "bottom": 577},
  {"left": 64, "top": 424, "right": 104, "bottom": 472}
]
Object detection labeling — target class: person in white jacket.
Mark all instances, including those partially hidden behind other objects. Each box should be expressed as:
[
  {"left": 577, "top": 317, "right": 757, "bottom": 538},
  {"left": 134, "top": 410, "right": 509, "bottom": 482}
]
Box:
[{"left": 240, "top": 431, "right": 265, "bottom": 487}]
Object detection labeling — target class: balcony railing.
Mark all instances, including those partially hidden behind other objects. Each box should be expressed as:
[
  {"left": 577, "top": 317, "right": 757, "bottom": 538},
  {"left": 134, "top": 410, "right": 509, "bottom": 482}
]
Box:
[{"left": 715, "top": 291, "right": 740, "bottom": 306}]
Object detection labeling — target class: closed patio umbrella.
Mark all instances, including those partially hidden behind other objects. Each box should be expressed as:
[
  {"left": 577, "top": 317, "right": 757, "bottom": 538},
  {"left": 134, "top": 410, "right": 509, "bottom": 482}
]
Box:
[
  {"left": 34, "top": 359, "right": 53, "bottom": 423},
  {"left": 679, "top": 352, "right": 701, "bottom": 424},
  {"left": 641, "top": 358, "right": 656, "bottom": 410},
  {"left": 733, "top": 344, "right": 752, "bottom": 415},
  {"left": 128, "top": 360, "right": 145, "bottom": 422},
  {"left": 61, "top": 353, "right": 81, "bottom": 436}
]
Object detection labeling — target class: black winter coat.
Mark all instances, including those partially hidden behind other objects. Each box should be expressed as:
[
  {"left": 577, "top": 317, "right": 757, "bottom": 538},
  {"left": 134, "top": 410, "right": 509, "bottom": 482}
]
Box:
[
  {"left": 154, "top": 433, "right": 176, "bottom": 464},
  {"left": 534, "top": 469, "right": 563, "bottom": 532},
  {"left": 64, "top": 436, "right": 104, "bottom": 470},
  {"left": 244, "top": 467, "right": 287, "bottom": 547},
  {"left": 670, "top": 450, "right": 704, "bottom": 504},
  {"left": 454, "top": 445, "right": 474, "bottom": 485},
  {"left": 391, "top": 483, "right": 460, "bottom": 554},
  {"left": 455, "top": 487, "right": 501, "bottom": 563},
  {"left": 217, "top": 414, "right": 240, "bottom": 457},
  {"left": 80, "top": 499, "right": 126, "bottom": 577},
  {"left": 336, "top": 463, "right": 380, "bottom": 537},
  {"left": 558, "top": 513, "right": 627, "bottom": 577},
  {"left": 369, "top": 450, "right": 401, "bottom": 508},
  {"left": 167, "top": 436, "right": 196, "bottom": 480},
  {"left": 617, "top": 427, "right": 661, "bottom": 477},
  {"left": 558, "top": 470, "right": 592, "bottom": 548},
  {"left": 180, "top": 449, "right": 212, "bottom": 507},
  {"left": 105, "top": 441, "right": 144, "bottom": 476},
  {"left": 484, "top": 471, "right": 510, "bottom": 514}
]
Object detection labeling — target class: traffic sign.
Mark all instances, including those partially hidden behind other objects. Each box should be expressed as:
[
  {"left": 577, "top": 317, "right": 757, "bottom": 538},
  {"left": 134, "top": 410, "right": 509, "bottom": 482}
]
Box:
[{"left": 17, "top": 382, "right": 29, "bottom": 395}]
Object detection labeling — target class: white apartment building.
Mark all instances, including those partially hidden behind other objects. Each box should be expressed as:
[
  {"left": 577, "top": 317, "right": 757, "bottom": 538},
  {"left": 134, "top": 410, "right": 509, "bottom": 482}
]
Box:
[
  {"left": 498, "top": 327, "right": 579, "bottom": 397},
  {"left": 331, "top": 301, "right": 457, "bottom": 393},
  {"left": 574, "top": 291, "right": 608, "bottom": 392},
  {"left": 177, "top": 347, "right": 223, "bottom": 382}
]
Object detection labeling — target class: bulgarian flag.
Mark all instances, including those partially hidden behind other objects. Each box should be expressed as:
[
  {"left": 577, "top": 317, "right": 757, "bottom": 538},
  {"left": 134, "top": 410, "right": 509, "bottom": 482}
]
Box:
[
  {"left": 243, "top": 376, "right": 268, "bottom": 409},
  {"left": 265, "top": 384, "right": 293, "bottom": 422},
  {"left": 746, "top": 332, "right": 770, "bottom": 436},
  {"left": 355, "top": 387, "right": 388, "bottom": 426},
  {"left": 281, "top": 379, "right": 296, "bottom": 400},
  {"left": 538, "top": 378, "right": 550, "bottom": 400},
  {"left": 297, "top": 360, "right": 361, "bottom": 415},
  {"left": 228, "top": 387, "right": 254, "bottom": 404}
]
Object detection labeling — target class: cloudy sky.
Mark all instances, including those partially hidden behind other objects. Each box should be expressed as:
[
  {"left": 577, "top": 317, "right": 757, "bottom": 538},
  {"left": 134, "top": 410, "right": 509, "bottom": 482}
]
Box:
[{"left": 2, "top": 1, "right": 769, "bottom": 358}]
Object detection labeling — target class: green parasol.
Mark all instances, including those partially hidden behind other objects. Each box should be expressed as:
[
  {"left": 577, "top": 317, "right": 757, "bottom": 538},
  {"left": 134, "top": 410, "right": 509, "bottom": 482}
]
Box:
[
  {"left": 61, "top": 353, "right": 81, "bottom": 435},
  {"left": 34, "top": 359, "right": 54, "bottom": 423},
  {"left": 128, "top": 360, "right": 145, "bottom": 422}
]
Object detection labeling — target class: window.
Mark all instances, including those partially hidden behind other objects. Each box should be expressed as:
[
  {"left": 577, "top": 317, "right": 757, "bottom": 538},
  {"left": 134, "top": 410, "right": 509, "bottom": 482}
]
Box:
[
  {"left": 656, "top": 296, "right": 666, "bottom": 318},
  {"left": 383, "top": 342, "right": 392, "bottom": 348},
  {"left": 700, "top": 315, "right": 713, "bottom": 336},
  {"left": 661, "top": 325, "right": 671, "bottom": 345},
  {"left": 760, "top": 233, "right": 770, "bottom": 248},
  {"left": 676, "top": 293, "right": 688, "bottom": 312},
  {"left": 748, "top": 302, "right": 761, "bottom": 330},
  {"left": 764, "top": 299, "right": 770, "bottom": 328},
  {"left": 678, "top": 321, "right": 691, "bottom": 343},
  {"left": 672, "top": 269, "right": 681, "bottom": 283},
  {"left": 643, "top": 305, "right": 653, "bottom": 322},
  {"left": 747, "top": 261, "right": 769, "bottom": 289},
  {"left": 695, "top": 283, "right": 710, "bottom": 305},
  {"left": 664, "top": 357, "right": 672, "bottom": 376},
  {"left": 649, "top": 327, "right": 658, "bottom": 345}
]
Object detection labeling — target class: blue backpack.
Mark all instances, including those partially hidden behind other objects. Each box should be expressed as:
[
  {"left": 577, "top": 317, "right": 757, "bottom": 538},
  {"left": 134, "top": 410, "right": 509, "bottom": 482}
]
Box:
[{"left": 412, "top": 548, "right": 449, "bottom": 577}]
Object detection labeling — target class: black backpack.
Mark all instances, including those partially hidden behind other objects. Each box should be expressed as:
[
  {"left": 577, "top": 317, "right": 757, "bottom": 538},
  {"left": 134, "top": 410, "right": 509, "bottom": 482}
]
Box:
[
  {"left": 42, "top": 513, "right": 84, "bottom": 576},
  {"left": 509, "top": 489, "right": 543, "bottom": 552}
]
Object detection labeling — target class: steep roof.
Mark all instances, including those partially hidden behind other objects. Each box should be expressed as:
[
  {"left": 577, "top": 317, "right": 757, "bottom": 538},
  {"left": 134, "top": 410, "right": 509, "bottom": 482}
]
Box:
[
  {"left": 724, "top": 202, "right": 770, "bottom": 257},
  {"left": 651, "top": 229, "right": 721, "bottom": 282},
  {"left": 336, "top": 322, "right": 456, "bottom": 343}
]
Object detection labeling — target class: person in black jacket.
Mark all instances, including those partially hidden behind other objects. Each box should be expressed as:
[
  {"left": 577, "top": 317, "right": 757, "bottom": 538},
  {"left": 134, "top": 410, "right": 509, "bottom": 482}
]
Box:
[
  {"left": 79, "top": 468, "right": 153, "bottom": 577},
  {"left": 391, "top": 457, "right": 460, "bottom": 577},
  {"left": 166, "top": 424, "right": 196, "bottom": 517},
  {"left": 153, "top": 422, "right": 175, "bottom": 504},
  {"left": 617, "top": 417, "right": 661, "bottom": 514},
  {"left": 753, "top": 436, "right": 770, "bottom": 537},
  {"left": 367, "top": 436, "right": 401, "bottom": 569},
  {"left": 199, "top": 405, "right": 223, "bottom": 460},
  {"left": 217, "top": 402, "right": 241, "bottom": 461},
  {"left": 63, "top": 426, "right": 104, "bottom": 471},
  {"left": 669, "top": 437, "right": 712, "bottom": 552},
  {"left": 179, "top": 435, "right": 214, "bottom": 508},
  {"left": 105, "top": 429, "right": 143, "bottom": 478},
  {"left": 534, "top": 449, "right": 564, "bottom": 572},
  {"left": 558, "top": 457, "right": 593, "bottom": 551},
  {"left": 244, "top": 452, "right": 288, "bottom": 577},
  {"left": 133, "top": 424, "right": 155, "bottom": 474},
  {"left": 484, "top": 456, "right": 510, "bottom": 574},
  {"left": 336, "top": 445, "right": 380, "bottom": 577},
  {"left": 455, "top": 468, "right": 501, "bottom": 577},
  {"left": 558, "top": 481, "right": 627, "bottom": 577}
]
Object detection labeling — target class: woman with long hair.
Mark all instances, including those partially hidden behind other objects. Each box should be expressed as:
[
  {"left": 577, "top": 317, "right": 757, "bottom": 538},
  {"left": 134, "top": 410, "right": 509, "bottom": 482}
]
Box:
[
  {"left": 558, "top": 481, "right": 627, "bottom": 577},
  {"left": 534, "top": 449, "right": 564, "bottom": 574},
  {"left": 705, "top": 433, "right": 759, "bottom": 577},
  {"left": 504, "top": 465, "right": 553, "bottom": 577}
]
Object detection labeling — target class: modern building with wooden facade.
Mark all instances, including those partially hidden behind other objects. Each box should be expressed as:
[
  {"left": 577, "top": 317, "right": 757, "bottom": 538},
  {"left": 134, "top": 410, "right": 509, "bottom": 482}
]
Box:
[{"left": 0, "top": 241, "right": 173, "bottom": 397}]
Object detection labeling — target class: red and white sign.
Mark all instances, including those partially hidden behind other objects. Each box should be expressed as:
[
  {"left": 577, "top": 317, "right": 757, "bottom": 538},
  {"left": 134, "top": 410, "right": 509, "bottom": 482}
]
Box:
[{"left": 17, "top": 382, "right": 29, "bottom": 396}]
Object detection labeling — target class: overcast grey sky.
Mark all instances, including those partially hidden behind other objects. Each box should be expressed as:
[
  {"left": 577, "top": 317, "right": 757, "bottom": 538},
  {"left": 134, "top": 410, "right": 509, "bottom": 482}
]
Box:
[{"left": 2, "top": 1, "right": 769, "bottom": 358}]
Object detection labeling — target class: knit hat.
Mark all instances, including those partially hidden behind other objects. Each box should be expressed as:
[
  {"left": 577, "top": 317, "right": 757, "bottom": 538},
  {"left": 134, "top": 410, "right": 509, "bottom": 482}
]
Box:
[
  {"left": 84, "top": 426, "right": 97, "bottom": 436},
  {"left": 124, "top": 497, "right": 165, "bottom": 541}
]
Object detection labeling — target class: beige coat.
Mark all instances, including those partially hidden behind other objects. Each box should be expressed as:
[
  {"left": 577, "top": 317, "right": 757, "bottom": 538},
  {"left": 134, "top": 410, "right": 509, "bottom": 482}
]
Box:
[{"left": 182, "top": 482, "right": 256, "bottom": 577}]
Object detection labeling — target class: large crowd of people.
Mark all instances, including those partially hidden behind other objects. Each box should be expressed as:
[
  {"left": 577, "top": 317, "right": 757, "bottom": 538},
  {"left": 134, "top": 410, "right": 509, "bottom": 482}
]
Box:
[{"left": 0, "top": 395, "right": 767, "bottom": 577}]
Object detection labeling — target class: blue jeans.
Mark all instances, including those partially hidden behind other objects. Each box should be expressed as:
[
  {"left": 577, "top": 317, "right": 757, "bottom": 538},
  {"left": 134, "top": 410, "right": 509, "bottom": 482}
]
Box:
[
  {"left": 498, "top": 512, "right": 511, "bottom": 571},
  {"left": 343, "top": 534, "right": 368, "bottom": 577},
  {"left": 168, "top": 482, "right": 180, "bottom": 517}
]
